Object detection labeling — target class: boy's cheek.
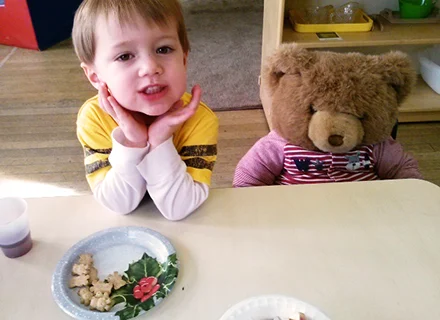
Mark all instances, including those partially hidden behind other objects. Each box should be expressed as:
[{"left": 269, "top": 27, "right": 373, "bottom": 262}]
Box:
[{"left": 106, "top": 87, "right": 130, "bottom": 109}]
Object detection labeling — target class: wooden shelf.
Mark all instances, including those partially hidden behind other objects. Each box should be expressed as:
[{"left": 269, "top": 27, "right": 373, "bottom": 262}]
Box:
[
  {"left": 283, "top": 20, "right": 440, "bottom": 48},
  {"left": 260, "top": 0, "right": 440, "bottom": 127},
  {"left": 399, "top": 77, "right": 440, "bottom": 122}
]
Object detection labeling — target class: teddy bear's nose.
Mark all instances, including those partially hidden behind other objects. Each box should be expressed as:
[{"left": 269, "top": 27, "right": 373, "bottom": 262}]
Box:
[{"left": 328, "top": 135, "right": 344, "bottom": 147}]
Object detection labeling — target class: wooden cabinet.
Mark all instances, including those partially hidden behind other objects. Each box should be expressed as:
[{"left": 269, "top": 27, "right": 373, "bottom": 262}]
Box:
[{"left": 260, "top": 0, "right": 440, "bottom": 128}]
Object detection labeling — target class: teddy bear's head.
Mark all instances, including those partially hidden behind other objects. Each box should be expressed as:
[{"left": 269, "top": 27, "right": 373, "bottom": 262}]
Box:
[{"left": 262, "top": 44, "right": 416, "bottom": 153}]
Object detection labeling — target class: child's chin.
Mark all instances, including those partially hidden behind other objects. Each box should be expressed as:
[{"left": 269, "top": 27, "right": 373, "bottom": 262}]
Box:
[{"left": 142, "top": 104, "right": 171, "bottom": 116}]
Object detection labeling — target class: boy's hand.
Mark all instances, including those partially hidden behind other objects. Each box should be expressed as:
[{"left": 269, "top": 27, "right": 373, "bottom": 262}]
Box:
[
  {"left": 148, "top": 85, "right": 201, "bottom": 149},
  {"left": 98, "top": 83, "right": 149, "bottom": 148}
]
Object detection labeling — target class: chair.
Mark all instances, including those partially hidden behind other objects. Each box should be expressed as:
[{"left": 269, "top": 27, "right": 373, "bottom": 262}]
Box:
[{"left": 391, "top": 121, "right": 399, "bottom": 139}]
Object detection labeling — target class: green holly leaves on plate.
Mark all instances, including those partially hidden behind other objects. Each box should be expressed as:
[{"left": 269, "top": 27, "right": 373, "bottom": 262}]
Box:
[{"left": 111, "top": 252, "right": 179, "bottom": 320}]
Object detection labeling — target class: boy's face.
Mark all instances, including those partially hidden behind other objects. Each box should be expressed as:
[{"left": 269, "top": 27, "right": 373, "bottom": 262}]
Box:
[{"left": 82, "top": 14, "right": 188, "bottom": 116}]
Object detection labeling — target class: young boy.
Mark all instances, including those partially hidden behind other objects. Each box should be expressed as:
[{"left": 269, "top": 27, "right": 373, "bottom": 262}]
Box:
[{"left": 71, "top": 0, "right": 218, "bottom": 220}]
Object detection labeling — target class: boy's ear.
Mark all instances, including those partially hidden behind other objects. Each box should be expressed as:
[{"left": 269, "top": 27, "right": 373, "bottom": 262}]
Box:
[{"left": 81, "top": 62, "right": 101, "bottom": 90}]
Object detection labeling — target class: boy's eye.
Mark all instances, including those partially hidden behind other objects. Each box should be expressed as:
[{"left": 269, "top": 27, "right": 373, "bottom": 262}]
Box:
[
  {"left": 156, "top": 46, "right": 173, "bottom": 54},
  {"left": 116, "top": 53, "right": 133, "bottom": 62}
]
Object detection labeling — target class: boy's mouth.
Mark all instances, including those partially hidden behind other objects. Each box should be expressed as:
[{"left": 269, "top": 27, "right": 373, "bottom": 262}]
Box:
[
  {"left": 142, "top": 85, "right": 166, "bottom": 95},
  {"left": 139, "top": 85, "right": 168, "bottom": 102}
]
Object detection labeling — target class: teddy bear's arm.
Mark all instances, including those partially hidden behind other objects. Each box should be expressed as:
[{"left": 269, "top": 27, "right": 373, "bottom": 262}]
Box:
[
  {"left": 233, "top": 131, "right": 286, "bottom": 187},
  {"left": 373, "top": 137, "right": 423, "bottom": 180}
]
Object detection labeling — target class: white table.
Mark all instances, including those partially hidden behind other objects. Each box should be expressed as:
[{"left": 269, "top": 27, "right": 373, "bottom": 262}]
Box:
[{"left": 1, "top": 179, "right": 440, "bottom": 320}]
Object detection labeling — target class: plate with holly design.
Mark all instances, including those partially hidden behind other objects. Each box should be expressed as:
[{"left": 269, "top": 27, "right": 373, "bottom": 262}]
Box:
[{"left": 51, "top": 226, "right": 179, "bottom": 320}]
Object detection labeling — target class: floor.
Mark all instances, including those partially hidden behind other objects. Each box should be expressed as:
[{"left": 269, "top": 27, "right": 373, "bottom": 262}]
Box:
[{"left": 0, "top": 41, "right": 439, "bottom": 198}]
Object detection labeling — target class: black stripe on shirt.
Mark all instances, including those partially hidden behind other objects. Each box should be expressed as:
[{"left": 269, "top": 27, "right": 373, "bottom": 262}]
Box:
[
  {"left": 180, "top": 144, "right": 217, "bottom": 157},
  {"left": 85, "top": 159, "right": 110, "bottom": 174},
  {"left": 84, "top": 147, "right": 112, "bottom": 157},
  {"left": 184, "top": 157, "right": 215, "bottom": 171}
]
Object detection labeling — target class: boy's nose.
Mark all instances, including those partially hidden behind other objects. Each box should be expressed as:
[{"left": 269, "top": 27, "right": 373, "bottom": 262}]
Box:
[{"left": 138, "top": 56, "right": 162, "bottom": 77}]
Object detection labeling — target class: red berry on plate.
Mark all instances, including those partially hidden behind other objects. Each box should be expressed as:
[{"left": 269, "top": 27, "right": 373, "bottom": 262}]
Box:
[
  {"left": 141, "top": 283, "right": 151, "bottom": 293},
  {"left": 140, "top": 276, "right": 158, "bottom": 293},
  {"left": 133, "top": 290, "right": 144, "bottom": 300},
  {"left": 139, "top": 277, "right": 149, "bottom": 285},
  {"left": 146, "top": 276, "right": 158, "bottom": 287},
  {"left": 150, "top": 283, "right": 160, "bottom": 295},
  {"left": 133, "top": 285, "right": 141, "bottom": 293},
  {"left": 140, "top": 284, "right": 160, "bottom": 303}
]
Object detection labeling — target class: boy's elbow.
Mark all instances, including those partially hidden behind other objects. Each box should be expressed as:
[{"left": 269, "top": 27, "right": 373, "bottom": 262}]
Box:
[
  {"left": 109, "top": 206, "right": 135, "bottom": 215},
  {"left": 93, "top": 189, "right": 137, "bottom": 215},
  {"left": 160, "top": 208, "right": 190, "bottom": 221},
  {"left": 100, "top": 200, "right": 136, "bottom": 215},
  {"left": 158, "top": 186, "right": 209, "bottom": 221}
]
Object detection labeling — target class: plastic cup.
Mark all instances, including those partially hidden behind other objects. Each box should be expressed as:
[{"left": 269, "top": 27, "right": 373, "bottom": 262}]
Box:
[{"left": 0, "top": 197, "right": 33, "bottom": 258}]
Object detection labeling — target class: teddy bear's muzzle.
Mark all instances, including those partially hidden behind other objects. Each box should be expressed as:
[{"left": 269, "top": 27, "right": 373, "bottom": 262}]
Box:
[{"left": 308, "top": 111, "right": 364, "bottom": 153}]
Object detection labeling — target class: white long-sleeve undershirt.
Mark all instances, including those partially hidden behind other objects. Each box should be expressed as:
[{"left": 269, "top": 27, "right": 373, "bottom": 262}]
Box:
[{"left": 93, "top": 128, "right": 209, "bottom": 220}]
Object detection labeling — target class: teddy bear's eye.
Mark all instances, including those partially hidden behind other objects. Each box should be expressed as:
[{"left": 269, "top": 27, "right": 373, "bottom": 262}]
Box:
[{"left": 309, "top": 104, "right": 317, "bottom": 114}]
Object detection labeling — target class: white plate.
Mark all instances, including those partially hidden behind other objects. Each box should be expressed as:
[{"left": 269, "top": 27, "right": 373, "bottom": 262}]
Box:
[
  {"left": 219, "top": 295, "right": 331, "bottom": 320},
  {"left": 51, "top": 226, "right": 178, "bottom": 320}
]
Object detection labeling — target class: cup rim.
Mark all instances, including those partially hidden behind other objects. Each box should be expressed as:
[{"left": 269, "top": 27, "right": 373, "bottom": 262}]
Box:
[{"left": 0, "top": 197, "right": 28, "bottom": 226}]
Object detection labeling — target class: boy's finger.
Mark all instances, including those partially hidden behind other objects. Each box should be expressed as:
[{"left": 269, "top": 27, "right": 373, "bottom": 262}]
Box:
[
  {"left": 173, "top": 99, "right": 184, "bottom": 110},
  {"left": 108, "top": 96, "right": 129, "bottom": 123},
  {"left": 99, "top": 83, "right": 109, "bottom": 100},
  {"left": 98, "top": 83, "right": 115, "bottom": 116},
  {"left": 102, "top": 97, "right": 117, "bottom": 119},
  {"left": 188, "top": 85, "right": 202, "bottom": 110},
  {"left": 169, "top": 104, "right": 198, "bottom": 125},
  {"left": 99, "top": 93, "right": 114, "bottom": 118},
  {"left": 166, "top": 88, "right": 200, "bottom": 125},
  {"left": 104, "top": 96, "right": 119, "bottom": 120}
]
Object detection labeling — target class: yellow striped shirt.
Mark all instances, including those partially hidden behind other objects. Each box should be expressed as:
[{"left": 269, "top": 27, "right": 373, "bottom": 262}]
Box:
[{"left": 76, "top": 93, "right": 218, "bottom": 190}]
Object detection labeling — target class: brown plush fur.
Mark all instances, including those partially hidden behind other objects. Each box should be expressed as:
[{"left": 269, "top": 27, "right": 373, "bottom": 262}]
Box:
[{"left": 262, "top": 44, "right": 416, "bottom": 153}]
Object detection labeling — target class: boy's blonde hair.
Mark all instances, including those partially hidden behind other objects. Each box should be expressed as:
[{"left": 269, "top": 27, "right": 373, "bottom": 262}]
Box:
[{"left": 72, "top": 0, "right": 190, "bottom": 65}]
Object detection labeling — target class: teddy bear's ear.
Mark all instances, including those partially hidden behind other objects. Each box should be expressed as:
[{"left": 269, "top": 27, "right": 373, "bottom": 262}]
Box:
[
  {"left": 262, "top": 43, "right": 315, "bottom": 94},
  {"left": 374, "top": 51, "right": 417, "bottom": 104}
]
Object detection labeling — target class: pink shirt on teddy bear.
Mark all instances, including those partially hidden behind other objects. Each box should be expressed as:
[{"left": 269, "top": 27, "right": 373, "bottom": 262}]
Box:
[{"left": 233, "top": 130, "right": 422, "bottom": 187}]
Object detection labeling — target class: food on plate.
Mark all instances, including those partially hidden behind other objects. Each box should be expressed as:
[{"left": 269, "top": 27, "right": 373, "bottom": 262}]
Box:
[
  {"left": 89, "top": 265, "right": 99, "bottom": 283},
  {"left": 68, "top": 253, "right": 117, "bottom": 311},
  {"left": 272, "top": 313, "right": 307, "bottom": 320},
  {"left": 78, "top": 287, "right": 93, "bottom": 306},
  {"left": 290, "top": 312, "right": 307, "bottom": 320},
  {"left": 69, "top": 274, "right": 89, "bottom": 288},
  {"left": 78, "top": 253, "right": 94, "bottom": 265},
  {"left": 90, "top": 280, "right": 113, "bottom": 294},
  {"left": 90, "top": 291, "right": 113, "bottom": 312},
  {"left": 69, "top": 253, "right": 97, "bottom": 288},
  {"left": 67, "top": 252, "right": 178, "bottom": 320},
  {"left": 107, "top": 271, "right": 127, "bottom": 290},
  {"left": 72, "top": 263, "right": 90, "bottom": 275}
]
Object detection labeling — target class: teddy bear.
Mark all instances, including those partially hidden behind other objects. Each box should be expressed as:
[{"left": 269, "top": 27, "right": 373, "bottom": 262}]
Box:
[{"left": 233, "top": 43, "right": 422, "bottom": 187}]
